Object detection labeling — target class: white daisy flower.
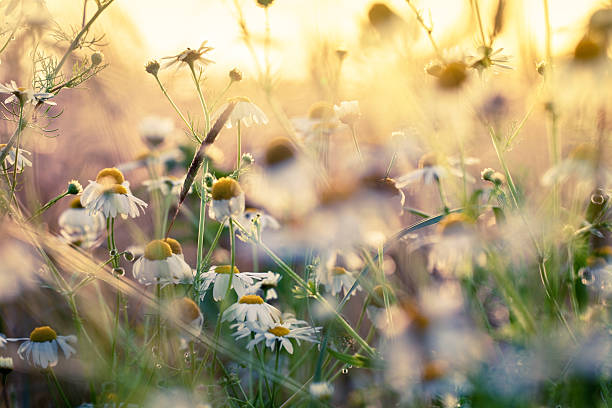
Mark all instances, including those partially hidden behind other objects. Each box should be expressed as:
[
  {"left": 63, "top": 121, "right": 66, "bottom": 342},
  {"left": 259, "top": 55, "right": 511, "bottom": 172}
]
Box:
[
  {"left": 252, "top": 271, "right": 281, "bottom": 300},
  {"left": 208, "top": 177, "right": 245, "bottom": 222},
  {"left": 426, "top": 213, "right": 480, "bottom": 278},
  {"left": 333, "top": 100, "right": 361, "bottom": 126},
  {"left": 245, "top": 138, "right": 318, "bottom": 219},
  {"left": 0, "top": 81, "right": 33, "bottom": 105},
  {"left": 199, "top": 265, "right": 269, "bottom": 302},
  {"left": 17, "top": 326, "right": 77, "bottom": 369},
  {"left": 395, "top": 152, "right": 470, "bottom": 187},
  {"left": 292, "top": 101, "right": 340, "bottom": 141},
  {"left": 0, "top": 143, "right": 32, "bottom": 173},
  {"left": 169, "top": 297, "right": 204, "bottom": 348},
  {"left": 80, "top": 167, "right": 148, "bottom": 219},
  {"left": 139, "top": 116, "right": 174, "bottom": 148},
  {"left": 317, "top": 250, "right": 362, "bottom": 298},
  {"left": 242, "top": 320, "right": 321, "bottom": 354},
  {"left": 222, "top": 294, "right": 281, "bottom": 327},
  {"left": 217, "top": 96, "right": 268, "bottom": 129},
  {"left": 542, "top": 143, "right": 610, "bottom": 186},
  {"left": 58, "top": 198, "right": 106, "bottom": 248},
  {"left": 132, "top": 239, "right": 193, "bottom": 286}
]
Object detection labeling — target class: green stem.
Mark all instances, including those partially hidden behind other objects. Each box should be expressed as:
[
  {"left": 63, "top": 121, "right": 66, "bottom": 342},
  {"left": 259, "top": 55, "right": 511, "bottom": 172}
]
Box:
[
  {"left": 189, "top": 64, "right": 210, "bottom": 134},
  {"left": 154, "top": 75, "right": 200, "bottom": 142},
  {"left": 28, "top": 191, "right": 69, "bottom": 221},
  {"left": 48, "top": 368, "right": 70, "bottom": 408},
  {"left": 195, "top": 162, "right": 209, "bottom": 289}
]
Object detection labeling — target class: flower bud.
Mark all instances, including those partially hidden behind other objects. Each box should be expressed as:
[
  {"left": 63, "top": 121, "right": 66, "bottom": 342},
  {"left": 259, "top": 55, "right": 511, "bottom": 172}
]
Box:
[
  {"left": 229, "top": 68, "right": 243, "bottom": 82},
  {"left": 145, "top": 60, "right": 161, "bottom": 76},
  {"left": 91, "top": 51, "right": 104, "bottom": 66}
]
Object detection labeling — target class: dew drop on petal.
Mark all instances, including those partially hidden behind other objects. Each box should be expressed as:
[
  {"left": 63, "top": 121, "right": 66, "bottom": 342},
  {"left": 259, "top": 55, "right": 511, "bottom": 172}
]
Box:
[{"left": 341, "top": 368, "right": 348, "bottom": 374}]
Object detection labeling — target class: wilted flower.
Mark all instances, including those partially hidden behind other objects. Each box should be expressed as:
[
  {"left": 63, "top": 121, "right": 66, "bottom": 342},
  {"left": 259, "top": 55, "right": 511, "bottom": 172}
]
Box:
[
  {"left": 17, "top": 326, "right": 77, "bottom": 369},
  {"left": 161, "top": 41, "right": 214, "bottom": 70},
  {"left": 132, "top": 239, "right": 193, "bottom": 286},
  {"left": 80, "top": 168, "right": 148, "bottom": 219},
  {"left": 217, "top": 96, "right": 268, "bottom": 129}
]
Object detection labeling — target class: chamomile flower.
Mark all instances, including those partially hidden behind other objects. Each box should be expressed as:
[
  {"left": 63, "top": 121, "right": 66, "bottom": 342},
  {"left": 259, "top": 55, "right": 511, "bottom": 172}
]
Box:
[
  {"left": 292, "top": 101, "right": 340, "bottom": 141},
  {"left": 222, "top": 294, "right": 281, "bottom": 327},
  {"left": 0, "top": 144, "right": 32, "bottom": 173},
  {"left": 161, "top": 41, "right": 214, "bottom": 70},
  {"left": 217, "top": 96, "right": 268, "bottom": 129},
  {"left": 245, "top": 137, "right": 317, "bottom": 218},
  {"left": 17, "top": 326, "right": 77, "bottom": 369},
  {"left": 169, "top": 297, "right": 204, "bottom": 348},
  {"left": 395, "top": 152, "right": 467, "bottom": 187},
  {"left": 317, "top": 250, "right": 362, "bottom": 298},
  {"left": 142, "top": 176, "right": 184, "bottom": 196},
  {"left": 58, "top": 198, "right": 106, "bottom": 248},
  {"left": 243, "top": 320, "right": 321, "bottom": 354},
  {"left": 252, "top": 271, "right": 281, "bottom": 300},
  {"left": 333, "top": 100, "right": 361, "bottom": 126},
  {"left": 542, "top": 143, "right": 610, "bottom": 187},
  {"left": 235, "top": 208, "right": 280, "bottom": 240},
  {"left": 139, "top": 116, "right": 174, "bottom": 148},
  {"left": 0, "top": 81, "right": 33, "bottom": 105},
  {"left": 209, "top": 177, "right": 245, "bottom": 222},
  {"left": 199, "top": 265, "right": 268, "bottom": 302},
  {"left": 132, "top": 239, "right": 193, "bottom": 286},
  {"left": 80, "top": 167, "right": 148, "bottom": 219}
]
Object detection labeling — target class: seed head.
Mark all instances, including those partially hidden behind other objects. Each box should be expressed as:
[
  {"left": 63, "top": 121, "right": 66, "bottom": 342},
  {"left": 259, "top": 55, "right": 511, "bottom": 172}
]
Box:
[
  {"left": 229, "top": 68, "right": 243, "bottom": 82},
  {"left": 163, "top": 237, "right": 183, "bottom": 255},
  {"left": 91, "top": 51, "right": 104, "bottom": 66}
]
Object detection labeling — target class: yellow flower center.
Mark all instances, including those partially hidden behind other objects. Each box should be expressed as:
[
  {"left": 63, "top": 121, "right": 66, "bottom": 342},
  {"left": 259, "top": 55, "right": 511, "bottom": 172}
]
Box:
[
  {"left": 369, "top": 284, "right": 395, "bottom": 308},
  {"left": 29, "top": 326, "right": 57, "bottom": 343},
  {"left": 569, "top": 143, "right": 597, "bottom": 163},
  {"left": 264, "top": 138, "right": 296, "bottom": 167},
  {"left": 332, "top": 266, "right": 347, "bottom": 275},
  {"left": 164, "top": 238, "right": 183, "bottom": 255},
  {"left": 211, "top": 177, "right": 243, "bottom": 200},
  {"left": 422, "top": 360, "right": 447, "bottom": 382},
  {"left": 104, "top": 184, "right": 128, "bottom": 195},
  {"left": 144, "top": 240, "right": 173, "bottom": 261},
  {"left": 438, "top": 213, "right": 471, "bottom": 236},
  {"left": 239, "top": 295, "right": 264, "bottom": 304},
  {"left": 96, "top": 168, "right": 125, "bottom": 185},
  {"left": 70, "top": 197, "right": 84, "bottom": 209},
  {"left": 308, "top": 102, "right": 335, "bottom": 121},
  {"left": 268, "top": 326, "right": 291, "bottom": 337},
  {"left": 574, "top": 35, "right": 603, "bottom": 61},
  {"left": 438, "top": 62, "right": 467, "bottom": 89},
  {"left": 229, "top": 96, "right": 251, "bottom": 103},
  {"left": 171, "top": 297, "right": 201, "bottom": 323},
  {"left": 215, "top": 265, "right": 240, "bottom": 274},
  {"left": 418, "top": 152, "right": 439, "bottom": 168},
  {"left": 595, "top": 246, "right": 612, "bottom": 258}
]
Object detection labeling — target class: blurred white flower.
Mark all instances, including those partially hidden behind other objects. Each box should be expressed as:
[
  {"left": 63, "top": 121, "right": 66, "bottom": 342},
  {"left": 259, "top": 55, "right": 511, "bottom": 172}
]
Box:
[
  {"left": 317, "top": 250, "right": 362, "bottom": 298},
  {"left": 58, "top": 198, "right": 106, "bottom": 248},
  {"left": 0, "top": 144, "right": 31, "bottom": 173},
  {"left": 333, "top": 100, "right": 361, "bottom": 126},
  {"left": 139, "top": 116, "right": 174, "bottom": 148},
  {"left": 142, "top": 176, "right": 184, "bottom": 196},
  {"left": 169, "top": 297, "right": 204, "bottom": 348},
  {"left": 252, "top": 271, "right": 281, "bottom": 300},
  {"left": 240, "top": 319, "right": 320, "bottom": 354}
]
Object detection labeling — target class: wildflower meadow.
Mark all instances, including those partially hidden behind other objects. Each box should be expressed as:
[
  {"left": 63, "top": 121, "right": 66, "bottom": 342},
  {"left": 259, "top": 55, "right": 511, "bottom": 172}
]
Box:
[{"left": 1, "top": 0, "right": 612, "bottom": 406}]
